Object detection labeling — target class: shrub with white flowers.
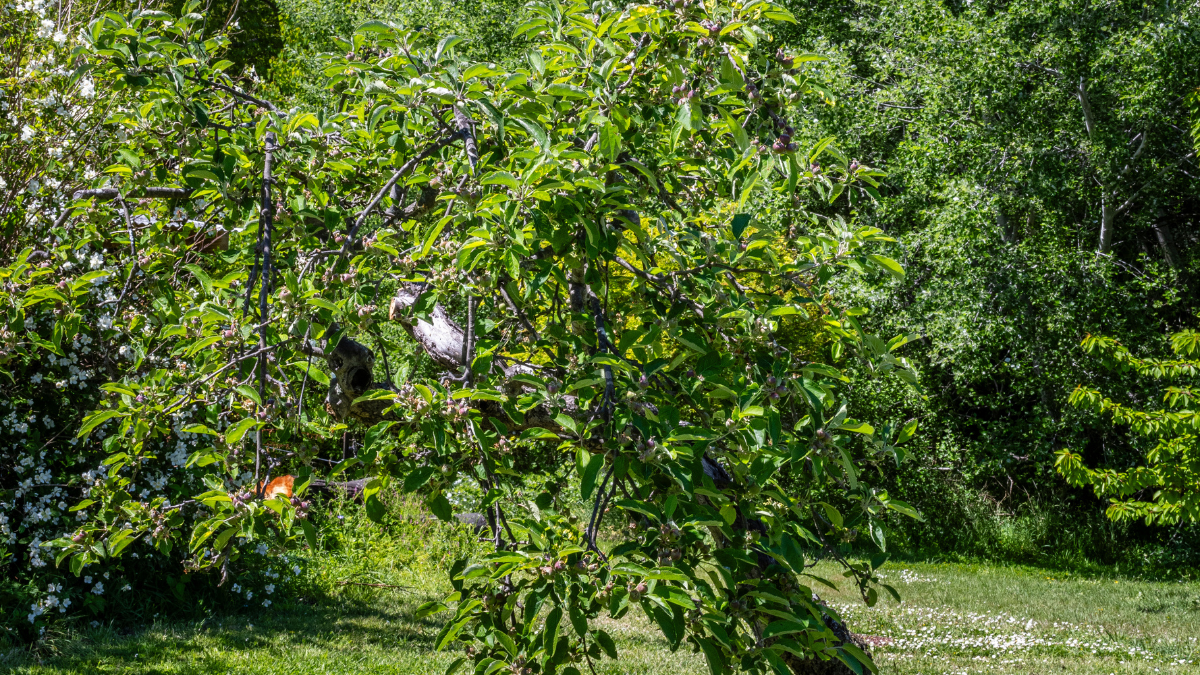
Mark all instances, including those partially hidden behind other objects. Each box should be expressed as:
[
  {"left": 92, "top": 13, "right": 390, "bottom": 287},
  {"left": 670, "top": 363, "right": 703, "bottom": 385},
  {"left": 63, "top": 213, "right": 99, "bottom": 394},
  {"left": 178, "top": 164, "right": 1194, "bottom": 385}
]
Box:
[{"left": 1, "top": 1, "right": 313, "bottom": 642}]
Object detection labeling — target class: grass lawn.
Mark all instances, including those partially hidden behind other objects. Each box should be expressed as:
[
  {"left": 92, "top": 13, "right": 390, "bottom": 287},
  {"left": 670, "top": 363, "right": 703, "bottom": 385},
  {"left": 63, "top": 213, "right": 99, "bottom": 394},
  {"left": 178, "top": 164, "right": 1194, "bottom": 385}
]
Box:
[
  {"left": 814, "top": 560, "right": 1200, "bottom": 674},
  {"left": 0, "top": 553, "right": 704, "bottom": 675},
  {"left": 2, "top": 520, "right": 1197, "bottom": 674}
]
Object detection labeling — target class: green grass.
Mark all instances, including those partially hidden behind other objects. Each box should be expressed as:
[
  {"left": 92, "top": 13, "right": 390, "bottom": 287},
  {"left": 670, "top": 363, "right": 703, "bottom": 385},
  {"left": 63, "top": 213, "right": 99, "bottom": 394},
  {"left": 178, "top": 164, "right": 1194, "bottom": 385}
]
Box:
[
  {"left": 0, "top": 555, "right": 704, "bottom": 674},
  {"left": 813, "top": 560, "right": 1200, "bottom": 674},
  {"left": 3, "top": 498, "right": 1197, "bottom": 674}
]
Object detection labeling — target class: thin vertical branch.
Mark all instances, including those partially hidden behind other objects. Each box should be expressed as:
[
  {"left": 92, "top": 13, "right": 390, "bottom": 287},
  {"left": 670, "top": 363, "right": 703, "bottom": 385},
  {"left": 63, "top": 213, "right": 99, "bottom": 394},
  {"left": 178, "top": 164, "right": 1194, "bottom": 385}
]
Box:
[{"left": 254, "top": 131, "right": 277, "bottom": 496}]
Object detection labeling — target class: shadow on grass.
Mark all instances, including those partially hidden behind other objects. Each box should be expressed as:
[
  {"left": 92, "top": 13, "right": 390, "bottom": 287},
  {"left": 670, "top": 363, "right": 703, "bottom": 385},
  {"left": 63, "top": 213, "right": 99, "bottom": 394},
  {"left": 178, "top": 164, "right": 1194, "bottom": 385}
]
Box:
[{"left": 3, "top": 584, "right": 450, "bottom": 674}]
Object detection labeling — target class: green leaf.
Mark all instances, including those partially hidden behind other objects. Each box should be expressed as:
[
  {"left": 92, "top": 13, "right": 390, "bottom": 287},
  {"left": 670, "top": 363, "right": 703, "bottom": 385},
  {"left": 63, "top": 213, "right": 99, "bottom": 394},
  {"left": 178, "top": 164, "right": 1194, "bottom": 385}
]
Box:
[
  {"left": 594, "top": 630, "right": 618, "bottom": 659},
  {"left": 719, "top": 504, "right": 736, "bottom": 526},
  {"left": 882, "top": 498, "right": 923, "bottom": 521},
  {"left": 821, "top": 502, "right": 843, "bottom": 528},
  {"left": 183, "top": 264, "right": 213, "bottom": 296},
  {"left": 289, "top": 361, "right": 331, "bottom": 385},
  {"left": 415, "top": 600, "right": 449, "bottom": 619},
  {"left": 418, "top": 219, "right": 448, "bottom": 259},
  {"left": 887, "top": 332, "right": 922, "bottom": 352},
  {"left": 731, "top": 214, "right": 751, "bottom": 239},
  {"left": 482, "top": 172, "right": 521, "bottom": 189},
  {"left": 403, "top": 467, "right": 437, "bottom": 492},
  {"left": 580, "top": 453, "right": 605, "bottom": 500},
  {"left": 436, "top": 616, "right": 470, "bottom": 650},
  {"left": 599, "top": 122, "right": 622, "bottom": 161},
  {"left": 837, "top": 420, "right": 874, "bottom": 435},
  {"left": 696, "top": 637, "right": 728, "bottom": 675},
  {"left": 866, "top": 254, "right": 905, "bottom": 279},
  {"left": 234, "top": 385, "right": 262, "bottom": 406},
  {"left": 224, "top": 417, "right": 258, "bottom": 444},
  {"left": 546, "top": 82, "right": 589, "bottom": 99},
  {"left": 365, "top": 494, "right": 387, "bottom": 523},
  {"left": 428, "top": 493, "right": 453, "bottom": 521},
  {"left": 513, "top": 118, "right": 549, "bottom": 151},
  {"left": 77, "top": 410, "right": 125, "bottom": 438},
  {"left": 356, "top": 19, "right": 394, "bottom": 34},
  {"left": 544, "top": 606, "right": 562, "bottom": 652}
]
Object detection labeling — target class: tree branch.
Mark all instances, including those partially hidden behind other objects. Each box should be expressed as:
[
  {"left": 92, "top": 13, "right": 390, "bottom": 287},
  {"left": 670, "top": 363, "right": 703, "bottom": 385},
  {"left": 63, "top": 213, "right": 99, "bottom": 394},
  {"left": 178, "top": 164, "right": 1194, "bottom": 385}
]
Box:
[{"left": 182, "top": 73, "right": 279, "bottom": 113}]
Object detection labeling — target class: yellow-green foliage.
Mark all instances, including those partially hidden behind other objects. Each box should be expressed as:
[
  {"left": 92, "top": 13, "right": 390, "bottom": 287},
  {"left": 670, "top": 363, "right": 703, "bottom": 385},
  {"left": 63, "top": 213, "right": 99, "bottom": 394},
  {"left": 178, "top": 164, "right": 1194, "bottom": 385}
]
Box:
[{"left": 1056, "top": 328, "right": 1200, "bottom": 524}]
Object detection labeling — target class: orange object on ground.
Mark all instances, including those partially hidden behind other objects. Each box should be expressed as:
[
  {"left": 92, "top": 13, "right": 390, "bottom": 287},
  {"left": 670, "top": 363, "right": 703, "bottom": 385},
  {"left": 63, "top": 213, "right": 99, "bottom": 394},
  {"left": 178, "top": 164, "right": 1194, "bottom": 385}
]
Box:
[{"left": 260, "top": 475, "right": 294, "bottom": 499}]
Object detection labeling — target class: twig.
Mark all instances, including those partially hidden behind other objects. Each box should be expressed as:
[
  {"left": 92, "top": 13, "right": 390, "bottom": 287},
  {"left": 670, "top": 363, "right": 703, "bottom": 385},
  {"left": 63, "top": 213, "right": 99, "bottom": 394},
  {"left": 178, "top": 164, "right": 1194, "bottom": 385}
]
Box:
[
  {"left": 498, "top": 276, "right": 539, "bottom": 342},
  {"left": 254, "top": 132, "right": 278, "bottom": 496},
  {"left": 338, "top": 132, "right": 463, "bottom": 264},
  {"left": 182, "top": 73, "right": 279, "bottom": 113}
]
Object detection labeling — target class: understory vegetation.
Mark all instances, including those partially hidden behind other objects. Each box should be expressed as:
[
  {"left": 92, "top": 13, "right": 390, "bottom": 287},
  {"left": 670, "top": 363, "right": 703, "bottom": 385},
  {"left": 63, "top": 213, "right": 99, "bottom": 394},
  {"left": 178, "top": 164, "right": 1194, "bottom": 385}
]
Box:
[{"left": 4, "top": 491, "right": 1198, "bottom": 674}]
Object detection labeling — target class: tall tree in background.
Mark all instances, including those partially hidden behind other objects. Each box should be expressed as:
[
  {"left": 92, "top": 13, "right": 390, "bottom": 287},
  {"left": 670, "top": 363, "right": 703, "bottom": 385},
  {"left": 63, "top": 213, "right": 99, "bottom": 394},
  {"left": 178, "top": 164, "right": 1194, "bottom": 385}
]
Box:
[{"left": 774, "top": 0, "right": 1200, "bottom": 535}]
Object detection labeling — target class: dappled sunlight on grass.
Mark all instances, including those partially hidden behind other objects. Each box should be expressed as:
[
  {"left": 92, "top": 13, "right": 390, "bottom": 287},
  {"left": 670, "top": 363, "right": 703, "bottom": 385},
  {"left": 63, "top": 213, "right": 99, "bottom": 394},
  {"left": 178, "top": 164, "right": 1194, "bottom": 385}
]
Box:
[{"left": 812, "top": 560, "right": 1200, "bottom": 674}]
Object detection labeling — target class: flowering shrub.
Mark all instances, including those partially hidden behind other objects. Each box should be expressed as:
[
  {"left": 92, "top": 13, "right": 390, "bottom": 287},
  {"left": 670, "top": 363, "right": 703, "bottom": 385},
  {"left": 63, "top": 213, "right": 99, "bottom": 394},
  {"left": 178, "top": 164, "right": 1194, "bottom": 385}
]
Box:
[
  {"left": 0, "top": 0, "right": 310, "bottom": 642},
  {"left": 2, "top": 1, "right": 929, "bottom": 673}
]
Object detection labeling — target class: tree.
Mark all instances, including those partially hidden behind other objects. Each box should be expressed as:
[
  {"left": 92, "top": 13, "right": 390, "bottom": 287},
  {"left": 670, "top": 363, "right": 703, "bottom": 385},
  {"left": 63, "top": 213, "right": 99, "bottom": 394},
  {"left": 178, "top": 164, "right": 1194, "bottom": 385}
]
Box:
[
  {"left": 761, "top": 0, "right": 1200, "bottom": 537},
  {"left": 19, "top": 2, "right": 924, "bottom": 671},
  {"left": 1057, "top": 327, "right": 1200, "bottom": 524}
]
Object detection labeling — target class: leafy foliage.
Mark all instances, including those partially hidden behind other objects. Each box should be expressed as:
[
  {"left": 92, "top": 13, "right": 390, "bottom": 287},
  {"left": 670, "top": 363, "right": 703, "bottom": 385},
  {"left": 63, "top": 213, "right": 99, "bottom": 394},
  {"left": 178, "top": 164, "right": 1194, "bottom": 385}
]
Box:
[
  {"left": 3, "top": 0, "right": 928, "bottom": 671},
  {"left": 1057, "top": 328, "right": 1200, "bottom": 525},
  {"left": 770, "top": 0, "right": 1200, "bottom": 537}
]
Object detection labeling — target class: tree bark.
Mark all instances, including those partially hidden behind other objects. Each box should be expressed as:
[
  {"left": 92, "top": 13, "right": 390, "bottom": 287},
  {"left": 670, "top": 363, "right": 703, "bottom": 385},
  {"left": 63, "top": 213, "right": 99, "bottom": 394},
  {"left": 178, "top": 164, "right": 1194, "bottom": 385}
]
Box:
[
  {"left": 1098, "top": 197, "right": 1116, "bottom": 255},
  {"left": 1152, "top": 221, "right": 1184, "bottom": 274}
]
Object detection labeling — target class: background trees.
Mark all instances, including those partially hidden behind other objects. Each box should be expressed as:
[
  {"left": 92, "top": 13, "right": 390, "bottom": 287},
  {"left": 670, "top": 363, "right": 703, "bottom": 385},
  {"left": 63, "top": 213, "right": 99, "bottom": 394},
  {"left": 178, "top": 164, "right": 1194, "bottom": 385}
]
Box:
[{"left": 775, "top": 0, "right": 1200, "bottom": 554}]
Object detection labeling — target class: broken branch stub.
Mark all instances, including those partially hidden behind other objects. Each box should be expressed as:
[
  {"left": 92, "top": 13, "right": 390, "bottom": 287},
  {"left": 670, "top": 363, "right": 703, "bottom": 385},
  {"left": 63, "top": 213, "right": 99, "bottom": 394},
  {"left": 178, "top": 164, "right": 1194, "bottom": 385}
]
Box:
[{"left": 323, "top": 336, "right": 393, "bottom": 423}]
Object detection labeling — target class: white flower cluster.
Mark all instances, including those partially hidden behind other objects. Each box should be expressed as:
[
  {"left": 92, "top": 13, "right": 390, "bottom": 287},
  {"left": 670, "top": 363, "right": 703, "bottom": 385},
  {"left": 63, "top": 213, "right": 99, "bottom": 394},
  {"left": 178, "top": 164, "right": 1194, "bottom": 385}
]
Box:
[
  {"left": 15, "top": 0, "right": 50, "bottom": 17},
  {"left": 877, "top": 568, "right": 938, "bottom": 584}
]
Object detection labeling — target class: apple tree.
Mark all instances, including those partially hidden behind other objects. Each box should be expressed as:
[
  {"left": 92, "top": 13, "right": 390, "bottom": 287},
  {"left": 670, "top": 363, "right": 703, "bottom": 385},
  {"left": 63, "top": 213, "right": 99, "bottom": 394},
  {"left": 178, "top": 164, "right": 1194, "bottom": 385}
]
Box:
[{"left": 38, "top": 1, "right": 923, "bottom": 672}]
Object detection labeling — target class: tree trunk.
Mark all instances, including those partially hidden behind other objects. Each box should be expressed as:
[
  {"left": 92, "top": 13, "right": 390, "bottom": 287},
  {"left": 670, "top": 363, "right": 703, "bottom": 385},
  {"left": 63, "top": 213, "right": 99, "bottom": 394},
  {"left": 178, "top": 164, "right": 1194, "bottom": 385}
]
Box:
[
  {"left": 1152, "top": 221, "right": 1183, "bottom": 273},
  {"left": 1098, "top": 197, "right": 1115, "bottom": 254}
]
